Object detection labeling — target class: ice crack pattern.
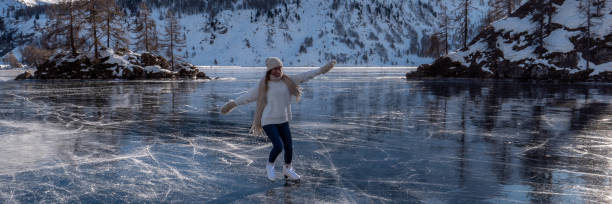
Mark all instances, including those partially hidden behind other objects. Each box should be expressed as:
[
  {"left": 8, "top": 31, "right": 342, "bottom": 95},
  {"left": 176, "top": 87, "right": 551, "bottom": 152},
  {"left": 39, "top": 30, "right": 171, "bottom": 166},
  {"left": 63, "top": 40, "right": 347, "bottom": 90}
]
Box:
[{"left": 1, "top": 67, "right": 611, "bottom": 203}]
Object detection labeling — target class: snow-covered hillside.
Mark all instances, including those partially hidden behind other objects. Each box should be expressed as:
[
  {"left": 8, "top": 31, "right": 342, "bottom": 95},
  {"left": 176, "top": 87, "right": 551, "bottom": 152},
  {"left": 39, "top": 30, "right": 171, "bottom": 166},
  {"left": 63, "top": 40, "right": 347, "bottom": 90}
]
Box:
[
  {"left": 1, "top": 0, "right": 499, "bottom": 66},
  {"left": 411, "top": 0, "right": 611, "bottom": 80},
  {"left": 15, "top": 0, "right": 57, "bottom": 6},
  {"left": 0, "top": 0, "right": 56, "bottom": 11}
]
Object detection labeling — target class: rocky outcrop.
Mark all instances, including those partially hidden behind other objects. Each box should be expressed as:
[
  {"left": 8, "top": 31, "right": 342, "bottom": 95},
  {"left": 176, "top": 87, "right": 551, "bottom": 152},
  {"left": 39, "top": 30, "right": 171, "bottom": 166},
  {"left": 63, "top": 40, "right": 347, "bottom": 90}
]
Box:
[
  {"left": 141, "top": 52, "right": 171, "bottom": 69},
  {"left": 28, "top": 49, "right": 211, "bottom": 80},
  {"left": 14, "top": 70, "right": 33, "bottom": 80},
  {"left": 410, "top": 0, "right": 611, "bottom": 82},
  {"left": 406, "top": 57, "right": 492, "bottom": 78}
]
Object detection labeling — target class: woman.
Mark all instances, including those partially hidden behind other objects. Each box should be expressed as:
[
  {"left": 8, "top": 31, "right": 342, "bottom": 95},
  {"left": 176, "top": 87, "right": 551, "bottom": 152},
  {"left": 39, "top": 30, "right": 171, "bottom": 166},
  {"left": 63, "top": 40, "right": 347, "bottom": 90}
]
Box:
[{"left": 220, "top": 57, "right": 336, "bottom": 181}]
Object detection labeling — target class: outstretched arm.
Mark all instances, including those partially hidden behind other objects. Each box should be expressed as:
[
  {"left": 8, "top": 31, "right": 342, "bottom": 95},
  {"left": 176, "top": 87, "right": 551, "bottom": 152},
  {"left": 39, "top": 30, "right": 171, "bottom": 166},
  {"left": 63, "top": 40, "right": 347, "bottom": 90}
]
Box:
[
  {"left": 221, "top": 85, "right": 259, "bottom": 114},
  {"left": 291, "top": 60, "right": 336, "bottom": 84}
]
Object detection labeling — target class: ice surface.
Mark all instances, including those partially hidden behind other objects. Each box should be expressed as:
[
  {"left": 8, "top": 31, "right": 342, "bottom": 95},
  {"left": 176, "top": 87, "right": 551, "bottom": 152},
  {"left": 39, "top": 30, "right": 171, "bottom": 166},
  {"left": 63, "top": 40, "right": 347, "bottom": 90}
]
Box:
[
  {"left": 0, "top": 67, "right": 611, "bottom": 203},
  {"left": 0, "top": 68, "right": 33, "bottom": 81}
]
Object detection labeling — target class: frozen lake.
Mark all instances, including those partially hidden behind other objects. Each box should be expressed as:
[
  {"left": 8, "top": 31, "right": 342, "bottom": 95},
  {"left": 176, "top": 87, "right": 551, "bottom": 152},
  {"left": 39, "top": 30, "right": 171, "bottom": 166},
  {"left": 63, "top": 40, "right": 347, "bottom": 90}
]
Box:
[{"left": 1, "top": 67, "right": 611, "bottom": 203}]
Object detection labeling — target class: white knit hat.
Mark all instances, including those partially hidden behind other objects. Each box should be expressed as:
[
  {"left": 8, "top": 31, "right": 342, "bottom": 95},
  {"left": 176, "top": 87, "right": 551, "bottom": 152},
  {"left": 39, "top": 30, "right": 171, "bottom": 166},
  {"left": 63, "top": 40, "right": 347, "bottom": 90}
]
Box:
[{"left": 265, "top": 57, "right": 283, "bottom": 71}]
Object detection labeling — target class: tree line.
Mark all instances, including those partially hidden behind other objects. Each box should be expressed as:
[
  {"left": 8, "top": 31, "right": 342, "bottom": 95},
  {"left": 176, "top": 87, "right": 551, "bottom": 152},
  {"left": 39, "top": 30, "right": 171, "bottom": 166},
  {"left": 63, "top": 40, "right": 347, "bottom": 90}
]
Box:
[
  {"left": 426, "top": 0, "right": 521, "bottom": 57},
  {"left": 427, "top": 0, "right": 606, "bottom": 60},
  {"left": 25, "top": 0, "right": 186, "bottom": 70}
]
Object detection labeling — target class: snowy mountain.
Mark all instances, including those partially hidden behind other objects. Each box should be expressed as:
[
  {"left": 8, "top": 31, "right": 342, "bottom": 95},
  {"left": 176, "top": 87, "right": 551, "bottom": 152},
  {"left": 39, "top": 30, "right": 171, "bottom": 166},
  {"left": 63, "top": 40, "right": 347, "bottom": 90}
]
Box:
[
  {"left": 0, "top": 0, "right": 56, "bottom": 13},
  {"left": 13, "top": 0, "right": 57, "bottom": 7},
  {"left": 411, "top": 0, "right": 611, "bottom": 80},
  {"left": 0, "top": 0, "right": 496, "bottom": 66}
]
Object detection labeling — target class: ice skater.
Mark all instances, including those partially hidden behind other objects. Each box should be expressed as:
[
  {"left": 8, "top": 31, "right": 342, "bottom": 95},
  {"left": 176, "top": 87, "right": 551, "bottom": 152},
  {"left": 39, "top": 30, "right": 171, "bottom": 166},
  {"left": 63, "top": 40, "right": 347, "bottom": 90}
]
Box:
[{"left": 220, "top": 57, "right": 336, "bottom": 181}]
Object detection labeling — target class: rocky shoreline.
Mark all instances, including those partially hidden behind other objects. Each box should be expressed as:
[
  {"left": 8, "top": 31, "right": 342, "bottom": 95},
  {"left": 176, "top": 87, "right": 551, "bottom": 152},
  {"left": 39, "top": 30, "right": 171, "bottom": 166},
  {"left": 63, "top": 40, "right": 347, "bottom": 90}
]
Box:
[
  {"left": 408, "top": 0, "right": 611, "bottom": 82},
  {"left": 15, "top": 49, "right": 211, "bottom": 80},
  {"left": 406, "top": 57, "right": 611, "bottom": 82}
]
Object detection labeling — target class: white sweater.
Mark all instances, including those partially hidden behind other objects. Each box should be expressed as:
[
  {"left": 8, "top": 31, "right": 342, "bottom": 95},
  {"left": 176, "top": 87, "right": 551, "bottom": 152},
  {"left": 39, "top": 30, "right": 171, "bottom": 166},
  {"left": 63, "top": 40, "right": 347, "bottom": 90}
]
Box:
[{"left": 233, "top": 67, "right": 326, "bottom": 126}]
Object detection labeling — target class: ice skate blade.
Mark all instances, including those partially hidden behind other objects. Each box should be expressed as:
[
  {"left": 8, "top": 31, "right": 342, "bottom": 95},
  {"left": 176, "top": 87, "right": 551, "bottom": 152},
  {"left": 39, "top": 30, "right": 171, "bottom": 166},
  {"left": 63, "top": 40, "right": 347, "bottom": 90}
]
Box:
[{"left": 284, "top": 175, "right": 300, "bottom": 183}]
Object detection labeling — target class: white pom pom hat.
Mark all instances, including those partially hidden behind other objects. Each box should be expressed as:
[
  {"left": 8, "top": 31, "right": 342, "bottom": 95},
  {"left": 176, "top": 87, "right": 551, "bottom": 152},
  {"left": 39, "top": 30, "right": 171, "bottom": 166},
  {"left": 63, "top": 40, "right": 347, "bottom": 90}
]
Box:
[{"left": 265, "top": 57, "right": 283, "bottom": 71}]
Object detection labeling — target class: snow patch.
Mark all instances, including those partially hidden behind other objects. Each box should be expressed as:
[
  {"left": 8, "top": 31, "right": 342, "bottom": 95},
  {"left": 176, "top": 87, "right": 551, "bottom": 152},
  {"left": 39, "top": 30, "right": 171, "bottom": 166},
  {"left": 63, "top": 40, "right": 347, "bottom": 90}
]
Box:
[
  {"left": 593, "top": 10, "right": 612, "bottom": 39},
  {"left": 105, "top": 53, "right": 130, "bottom": 66},
  {"left": 552, "top": 0, "right": 582, "bottom": 29},
  {"left": 215, "top": 77, "right": 237, "bottom": 81},
  {"left": 17, "top": 0, "right": 60, "bottom": 6},
  {"left": 144, "top": 65, "right": 171, "bottom": 73},
  {"left": 592, "top": 62, "right": 612, "bottom": 75},
  {"left": 447, "top": 52, "right": 465, "bottom": 65},
  {"left": 448, "top": 41, "right": 489, "bottom": 67},
  {"left": 375, "top": 76, "right": 405, "bottom": 80},
  {"left": 544, "top": 29, "right": 580, "bottom": 53},
  {"left": 497, "top": 36, "right": 536, "bottom": 62},
  {"left": 492, "top": 16, "right": 537, "bottom": 35}
]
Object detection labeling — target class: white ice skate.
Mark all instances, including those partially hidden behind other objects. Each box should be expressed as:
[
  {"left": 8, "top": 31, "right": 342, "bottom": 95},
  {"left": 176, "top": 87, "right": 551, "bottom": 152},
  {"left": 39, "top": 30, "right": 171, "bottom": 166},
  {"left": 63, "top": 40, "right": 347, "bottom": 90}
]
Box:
[
  {"left": 266, "top": 162, "right": 276, "bottom": 181},
  {"left": 283, "top": 164, "right": 301, "bottom": 181}
]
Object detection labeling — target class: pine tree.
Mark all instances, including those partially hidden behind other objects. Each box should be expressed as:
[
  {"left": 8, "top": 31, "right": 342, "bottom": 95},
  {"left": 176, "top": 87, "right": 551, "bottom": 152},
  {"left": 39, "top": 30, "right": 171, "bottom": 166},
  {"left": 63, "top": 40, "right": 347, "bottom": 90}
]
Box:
[
  {"left": 490, "top": 0, "right": 518, "bottom": 18},
  {"left": 487, "top": 0, "right": 507, "bottom": 24},
  {"left": 161, "top": 10, "right": 186, "bottom": 70},
  {"left": 20, "top": 45, "right": 54, "bottom": 66},
  {"left": 457, "top": 0, "right": 471, "bottom": 50},
  {"left": 579, "top": 0, "right": 595, "bottom": 70},
  {"left": 427, "top": 33, "right": 443, "bottom": 57},
  {"left": 439, "top": 3, "right": 449, "bottom": 55},
  {"left": 532, "top": 0, "right": 553, "bottom": 56},
  {"left": 594, "top": 0, "right": 605, "bottom": 17},
  {"left": 67, "top": 0, "right": 85, "bottom": 55},
  {"left": 41, "top": 3, "right": 64, "bottom": 50},
  {"left": 133, "top": 2, "right": 158, "bottom": 53},
  {"left": 545, "top": 0, "right": 553, "bottom": 33},
  {"left": 100, "top": 0, "right": 128, "bottom": 50},
  {"left": 84, "top": 0, "right": 103, "bottom": 61},
  {"left": 45, "top": 0, "right": 85, "bottom": 55},
  {"left": 0, "top": 17, "right": 5, "bottom": 31},
  {"left": 3, "top": 51, "right": 22, "bottom": 68}
]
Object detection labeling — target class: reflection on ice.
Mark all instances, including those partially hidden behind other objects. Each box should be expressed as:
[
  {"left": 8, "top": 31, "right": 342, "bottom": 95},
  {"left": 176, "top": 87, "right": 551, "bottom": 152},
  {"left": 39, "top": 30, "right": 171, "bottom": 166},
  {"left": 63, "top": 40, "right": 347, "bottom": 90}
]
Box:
[
  {"left": 0, "top": 120, "right": 81, "bottom": 175},
  {"left": 0, "top": 68, "right": 611, "bottom": 203}
]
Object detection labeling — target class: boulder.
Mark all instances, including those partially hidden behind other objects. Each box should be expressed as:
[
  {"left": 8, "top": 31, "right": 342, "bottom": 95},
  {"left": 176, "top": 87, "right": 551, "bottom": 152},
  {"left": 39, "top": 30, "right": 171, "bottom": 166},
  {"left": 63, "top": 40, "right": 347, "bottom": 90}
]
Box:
[
  {"left": 196, "top": 72, "right": 211, "bottom": 79},
  {"left": 176, "top": 62, "right": 199, "bottom": 78},
  {"left": 141, "top": 52, "right": 170, "bottom": 69},
  {"left": 34, "top": 52, "right": 93, "bottom": 79},
  {"left": 14, "top": 71, "right": 33, "bottom": 80},
  {"left": 120, "top": 65, "right": 146, "bottom": 80}
]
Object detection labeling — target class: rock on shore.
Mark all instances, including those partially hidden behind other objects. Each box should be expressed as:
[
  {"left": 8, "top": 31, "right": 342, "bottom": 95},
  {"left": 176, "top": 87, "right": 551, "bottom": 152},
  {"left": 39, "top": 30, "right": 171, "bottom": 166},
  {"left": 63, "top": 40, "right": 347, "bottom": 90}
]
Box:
[{"left": 21, "top": 49, "right": 210, "bottom": 80}]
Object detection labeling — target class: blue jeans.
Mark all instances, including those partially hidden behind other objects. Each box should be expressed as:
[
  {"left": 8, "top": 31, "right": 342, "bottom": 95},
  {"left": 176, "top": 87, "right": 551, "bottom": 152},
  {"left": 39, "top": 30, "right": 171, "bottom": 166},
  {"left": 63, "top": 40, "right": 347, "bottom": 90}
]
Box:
[{"left": 262, "top": 122, "right": 293, "bottom": 164}]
